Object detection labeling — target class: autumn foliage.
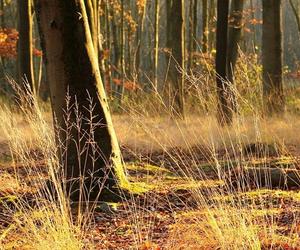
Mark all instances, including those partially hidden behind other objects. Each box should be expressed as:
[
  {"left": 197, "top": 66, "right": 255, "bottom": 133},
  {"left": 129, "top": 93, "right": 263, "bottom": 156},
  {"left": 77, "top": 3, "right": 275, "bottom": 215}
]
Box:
[
  {"left": 0, "top": 28, "right": 42, "bottom": 58},
  {"left": 112, "top": 78, "right": 139, "bottom": 91}
]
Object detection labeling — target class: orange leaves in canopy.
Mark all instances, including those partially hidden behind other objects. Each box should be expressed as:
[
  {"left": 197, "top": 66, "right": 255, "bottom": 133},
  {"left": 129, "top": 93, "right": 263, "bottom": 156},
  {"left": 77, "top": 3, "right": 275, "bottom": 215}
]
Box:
[
  {"left": 0, "top": 28, "right": 42, "bottom": 58},
  {"left": 112, "top": 78, "right": 139, "bottom": 91}
]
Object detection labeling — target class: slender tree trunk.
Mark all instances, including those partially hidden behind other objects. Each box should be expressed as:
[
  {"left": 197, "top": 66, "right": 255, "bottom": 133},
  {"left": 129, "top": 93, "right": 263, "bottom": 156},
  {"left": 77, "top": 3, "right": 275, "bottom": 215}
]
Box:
[
  {"left": 84, "top": 0, "right": 98, "bottom": 57},
  {"left": 193, "top": 0, "right": 198, "bottom": 54},
  {"left": 250, "top": 0, "right": 257, "bottom": 49},
  {"left": 208, "top": 0, "right": 216, "bottom": 52},
  {"left": 166, "top": 0, "right": 185, "bottom": 117},
  {"left": 105, "top": 0, "right": 112, "bottom": 96},
  {"left": 188, "top": 0, "right": 194, "bottom": 71},
  {"left": 226, "top": 0, "right": 244, "bottom": 112},
  {"left": 216, "top": 0, "right": 232, "bottom": 125},
  {"left": 97, "top": 2, "right": 108, "bottom": 94},
  {"left": 227, "top": 0, "right": 244, "bottom": 82},
  {"left": 153, "top": 0, "right": 159, "bottom": 91},
  {"left": 115, "top": 0, "right": 125, "bottom": 103},
  {"left": 110, "top": 7, "right": 121, "bottom": 95},
  {"left": 135, "top": 1, "right": 147, "bottom": 85},
  {"left": 202, "top": 0, "right": 208, "bottom": 53},
  {"left": 34, "top": 0, "right": 128, "bottom": 200},
  {"left": 262, "top": 0, "right": 284, "bottom": 115},
  {"left": 17, "top": 0, "right": 35, "bottom": 92},
  {"left": 0, "top": 0, "right": 4, "bottom": 27}
]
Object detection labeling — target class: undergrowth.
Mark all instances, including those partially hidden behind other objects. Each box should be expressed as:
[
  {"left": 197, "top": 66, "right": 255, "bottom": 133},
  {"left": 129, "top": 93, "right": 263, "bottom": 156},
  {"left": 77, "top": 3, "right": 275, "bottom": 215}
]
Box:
[{"left": 0, "top": 52, "right": 300, "bottom": 249}]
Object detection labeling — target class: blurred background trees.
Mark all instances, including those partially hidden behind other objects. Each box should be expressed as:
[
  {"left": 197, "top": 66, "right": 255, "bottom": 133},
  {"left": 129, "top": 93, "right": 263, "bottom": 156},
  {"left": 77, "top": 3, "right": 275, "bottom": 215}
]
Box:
[{"left": 0, "top": 0, "right": 300, "bottom": 118}]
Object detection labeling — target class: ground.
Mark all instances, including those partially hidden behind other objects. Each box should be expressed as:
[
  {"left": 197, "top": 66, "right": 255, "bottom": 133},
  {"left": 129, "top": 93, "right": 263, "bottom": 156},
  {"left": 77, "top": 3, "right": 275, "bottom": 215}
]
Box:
[{"left": 0, "top": 113, "right": 300, "bottom": 249}]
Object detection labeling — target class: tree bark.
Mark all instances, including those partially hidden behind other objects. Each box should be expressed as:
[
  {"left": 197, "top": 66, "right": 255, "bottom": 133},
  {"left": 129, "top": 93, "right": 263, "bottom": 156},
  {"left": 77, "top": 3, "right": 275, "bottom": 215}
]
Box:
[
  {"left": 0, "top": 0, "right": 4, "bottom": 27},
  {"left": 34, "top": 0, "right": 128, "bottom": 200},
  {"left": 110, "top": 7, "right": 121, "bottom": 95},
  {"left": 227, "top": 0, "right": 244, "bottom": 86},
  {"left": 17, "top": 0, "right": 35, "bottom": 92},
  {"left": 226, "top": 0, "right": 244, "bottom": 113},
  {"left": 193, "top": 0, "right": 198, "bottom": 55},
  {"left": 84, "top": 0, "right": 98, "bottom": 57},
  {"left": 202, "top": 0, "right": 208, "bottom": 53},
  {"left": 187, "top": 0, "right": 194, "bottom": 71},
  {"left": 119, "top": 0, "right": 125, "bottom": 102},
  {"left": 135, "top": 1, "right": 147, "bottom": 87},
  {"left": 166, "top": 0, "right": 185, "bottom": 118},
  {"left": 262, "top": 0, "right": 284, "bottom": 115},
  {"left": 250, "top": 0, "right": 257, "bottom": 49},
  {"left": 153, "top": 0, "right": 159, "bottom": 91},
  {"left": 208, "top": 0, "right": 216, "bottom": 52},
  {"left": 216, "top": 0, "right": 232, "bottom": 125},
  {"left": 104, "top": 0, "right": 112, "bottom": 96}
]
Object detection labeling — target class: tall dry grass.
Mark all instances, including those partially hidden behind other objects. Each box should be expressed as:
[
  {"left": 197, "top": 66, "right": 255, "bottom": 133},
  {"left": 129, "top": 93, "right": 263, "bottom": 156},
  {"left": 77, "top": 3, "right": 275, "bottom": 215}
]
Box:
[
  {"left": 0, "top": 81, "right": 93, "bottom": 249},
  {"left": 0, "top": 51, "right": 299, "bottom": 249}
]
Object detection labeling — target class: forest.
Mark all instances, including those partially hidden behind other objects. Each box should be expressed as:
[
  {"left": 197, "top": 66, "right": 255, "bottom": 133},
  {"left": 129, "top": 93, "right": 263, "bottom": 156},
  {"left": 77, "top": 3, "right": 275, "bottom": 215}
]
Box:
[{"left": 0, "top": 0, "right": 300, "bottom": 249}]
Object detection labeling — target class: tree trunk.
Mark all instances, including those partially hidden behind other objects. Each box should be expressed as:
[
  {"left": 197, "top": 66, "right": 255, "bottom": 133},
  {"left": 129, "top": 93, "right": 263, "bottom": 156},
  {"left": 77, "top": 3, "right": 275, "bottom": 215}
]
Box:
[
  {"left": 0, "top": 0, "right": 4, "bottom": 27},
  {"left": 84, "top": 0, "right": 98, "bottom": 57},
  {"left": 262, "top": 0, "right": 284, "bottom": 115},
  {"left": 193, "top": 0, "right": 198, "bottom": 54},
  {"left": 202, "top": 0, "right": 208, "bottom": 53},
  {"left": 120, "top": 0, "right": 125, "bottom": 100},
  {"left": 187, "top": 0, "right": 194, "bottom": 71},
  {"left": 250, "top": 0, "right": 257, "bottom": 49},
  {"left": 216, "top": 0, "right": 232, "bottom": 125},
  {"left": 135, "top": 0, "right": 147, "bottom": 86},
  {"left": 17, "top": 0, "right": 35, "bottom": 92},
  {"left": 105, "top": 0, "right": 112, "bottom": 96},
  {"left": 208, "top": 0, "right": 216, "bottom": 52},
  {"left": 110, "top": 7, "right": 121, "bottom": 95},
  {"left": 153, "top": 0, "right": 159, "bottom": 92},
  {"left": 96, "top": 1, "right": 108, "bottom": 95},
  {"left": 226, "top": 0, "right": 244, "bottom": 112},
  {"left": 34, "top": 0, "right": 128, "bottom": 200},
  {"left": 166, "top": 0, "right": 185, "bottom": 118}
]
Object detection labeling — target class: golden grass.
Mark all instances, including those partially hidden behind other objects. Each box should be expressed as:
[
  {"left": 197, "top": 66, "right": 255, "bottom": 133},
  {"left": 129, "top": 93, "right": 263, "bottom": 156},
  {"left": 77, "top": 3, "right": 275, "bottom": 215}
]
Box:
[
  {"left": 0, "top": 52, "right": 300, "bottom": 249},
  {"left": 0, "top": 83, "right": 85, "bottom": 250}
]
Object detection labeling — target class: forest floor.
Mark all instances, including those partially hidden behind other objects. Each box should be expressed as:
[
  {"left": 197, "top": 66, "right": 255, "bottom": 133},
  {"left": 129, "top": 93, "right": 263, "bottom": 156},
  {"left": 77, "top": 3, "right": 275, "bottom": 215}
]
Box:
[{"left": 0, "top": 114, "right": 300, "bottom": 249}]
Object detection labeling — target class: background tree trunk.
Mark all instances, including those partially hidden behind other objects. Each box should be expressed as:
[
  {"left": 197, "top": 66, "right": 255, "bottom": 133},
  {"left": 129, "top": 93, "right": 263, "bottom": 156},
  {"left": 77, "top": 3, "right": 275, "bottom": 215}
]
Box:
[
  {"left": 227, "top": 0, "right": 244, "bottom": 83},
  {"left": 17, "top": 0, "right": 35, "bottom": 92},
  {"left": 153, "top": 0, "right": 159, "bottom": 91},
  {"left": 187, "top": 0, "right": 194, "bottom": 71},
  {"left": 202, "top": 0, "right": 208, "bottom": 53},
  {"left": 208, "top": 0, "right": 216, "bottom": 52},
  {"left": 116, "top": 0, "right": 125, "bottom": 103},
  {"left": 110, "top": 7, "right": 121, "bottom": 96},
  {"left": 166, "top": 0, "right": 185, "bottom": 118},
  {"left": 193, "top": 0, "right": 198, "bottom": 55},
  {"left": 226, "top": 0, "right": 244, "bottom": 112},
  {"left": 34, "top": 0, "right": 128, "bottom": 200},
  {"left": 135, "top": 0, "right": 147, "bottom": 86},
  {"left": 216, "top": 0, "right": 232, "bottom": 125},
  {"left": 262, "top": 0, "right": 284, "bottom": 115}
]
